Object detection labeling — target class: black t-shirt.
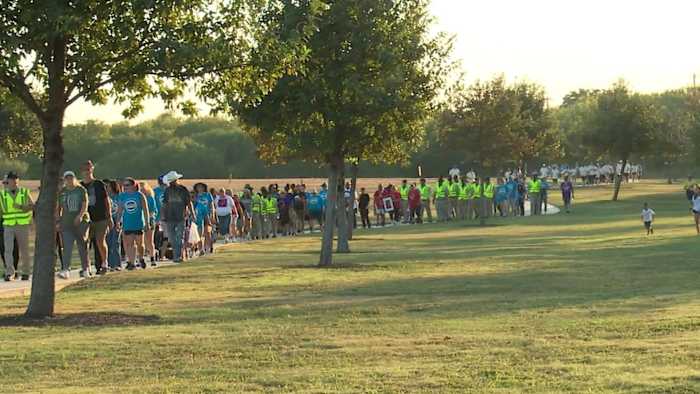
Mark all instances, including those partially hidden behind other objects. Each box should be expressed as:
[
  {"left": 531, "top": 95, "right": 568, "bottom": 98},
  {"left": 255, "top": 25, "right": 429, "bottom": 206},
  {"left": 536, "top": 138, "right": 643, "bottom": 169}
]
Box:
[
  {"left": 163, "top": 184, "right": 191, "bottom": 222},
  {"left": 359, "top": 193, "right": 370, "bottom": 209},
  {"left": 81, "top": 179, "right": 109, "bottom": 221}
]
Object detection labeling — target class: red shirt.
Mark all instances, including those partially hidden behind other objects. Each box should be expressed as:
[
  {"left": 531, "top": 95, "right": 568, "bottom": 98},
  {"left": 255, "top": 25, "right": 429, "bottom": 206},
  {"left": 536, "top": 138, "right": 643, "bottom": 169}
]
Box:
[
  {"left": 373, "top": 190, "right": 383, "bottom": 209},
  {"left": 408, "top": 188, "right": 421, "bottom": 209}
]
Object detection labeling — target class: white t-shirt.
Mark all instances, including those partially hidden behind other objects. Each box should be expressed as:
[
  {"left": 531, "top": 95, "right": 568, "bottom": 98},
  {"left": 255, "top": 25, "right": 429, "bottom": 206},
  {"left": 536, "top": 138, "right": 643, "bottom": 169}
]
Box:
[
  {"left": 214, "top": 195, "right": 235, "bottom": 217},
  {"left": 693, "top": 196, "right": 700, "bottom": 212},
  {"left": 641, "top": 208, "right": 655, "bottom": 222}
]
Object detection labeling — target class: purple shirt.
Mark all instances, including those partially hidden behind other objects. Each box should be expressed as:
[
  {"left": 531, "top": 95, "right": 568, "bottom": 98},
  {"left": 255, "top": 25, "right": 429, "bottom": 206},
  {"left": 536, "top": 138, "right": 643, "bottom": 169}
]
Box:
[{"left": 560, "top": 181, "right": 573, "bottom": 198}]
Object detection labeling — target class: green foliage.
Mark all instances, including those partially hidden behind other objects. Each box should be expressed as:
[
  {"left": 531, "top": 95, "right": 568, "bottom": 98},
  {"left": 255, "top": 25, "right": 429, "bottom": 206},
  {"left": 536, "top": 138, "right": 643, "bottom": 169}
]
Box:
[
  {"left": 221, "top": 0, "right": 452, "bottom": 166},
  {"left": 584, "top": 82, "right": 661, "bottom": 163},
  {"left": 438, "top": 75, "right": 557, "bottom": 170},
  {"left": 0, "top": 88, "right": 41, "bottom": 158}
]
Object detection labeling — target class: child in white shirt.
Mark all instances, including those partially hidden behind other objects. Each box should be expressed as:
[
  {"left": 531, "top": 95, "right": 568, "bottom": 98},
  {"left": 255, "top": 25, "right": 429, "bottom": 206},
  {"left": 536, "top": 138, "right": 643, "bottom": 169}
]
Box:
[{"left": 641, "top": 202, "right": 655, "bottom": 236}]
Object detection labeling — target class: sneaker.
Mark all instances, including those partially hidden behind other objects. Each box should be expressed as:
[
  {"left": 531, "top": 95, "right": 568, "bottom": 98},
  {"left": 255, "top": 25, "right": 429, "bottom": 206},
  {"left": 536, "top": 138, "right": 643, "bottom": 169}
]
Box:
[
  {"left": 20, "top": 274, "right": 29, "bottom": 281},
  {"left": 79, "top": 270, "right": 87, "bottom": 278},
  {"left": 97, "top": 267, "right": 108, "bottom": 276},
  {"left": 114, "top": 265, "right": 122, "bottom": 271},
  {"left": 140, "top": 260, "right": 147, "bottom": 269},
  {"left": 126, "top": 263, "right": 136, "bottom": 271},
  {"left": 151, "top": 261, "right": 157, "bottom": 267},
  {"left": 4, "top": 275, "right": 12, "bottom": 282}
]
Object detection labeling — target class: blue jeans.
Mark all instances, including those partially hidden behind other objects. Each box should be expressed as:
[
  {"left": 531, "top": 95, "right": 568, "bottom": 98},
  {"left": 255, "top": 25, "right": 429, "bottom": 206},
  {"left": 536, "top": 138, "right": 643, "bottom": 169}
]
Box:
[
  {"left": 106, "top": 227, "right": 122, "bottom": 268},
  {"left": 165, "top": 221, "right": 185, "bottom": 261}
]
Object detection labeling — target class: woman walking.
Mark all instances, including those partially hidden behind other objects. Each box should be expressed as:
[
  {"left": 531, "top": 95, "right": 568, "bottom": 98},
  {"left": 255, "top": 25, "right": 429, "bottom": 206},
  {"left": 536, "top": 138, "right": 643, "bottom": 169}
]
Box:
[
  {"left": 140, "top": 182, "right": 159, "bottom": 266},
  {"left": 117, "top": 178, "right": 150, "bottom": 270},
  {"left": 105, "top": 180, "right": 123, "bottom": 271},
  {"left": 57, "top": 171, "right": 91, "bottom": 279}
]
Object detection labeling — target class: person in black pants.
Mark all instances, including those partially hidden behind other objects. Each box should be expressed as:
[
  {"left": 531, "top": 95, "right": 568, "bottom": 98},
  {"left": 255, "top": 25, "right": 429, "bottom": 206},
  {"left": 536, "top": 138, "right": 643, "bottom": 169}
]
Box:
[
  {"left": 358, "top": 188, "right": 371, "bottom": 228},
  {"left": 0, "top": 222, "right": 20, "bottom": 275}
]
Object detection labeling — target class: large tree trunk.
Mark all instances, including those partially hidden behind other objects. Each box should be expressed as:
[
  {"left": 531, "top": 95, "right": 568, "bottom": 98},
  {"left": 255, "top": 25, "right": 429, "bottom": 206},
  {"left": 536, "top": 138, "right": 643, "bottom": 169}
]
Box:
[
  {"left": 612, "top": 157, "right": 627, "bottom": 201},
  {"left": 347, "top": 161, "right": 358, "bottom": 241},
  {"left": 336, "top": 162, "right": 350, "bottom": 253},
  {"left": 26, "top": 115, "right": 63, "bottom": 318},
  {"left": 319, "top": 156, "right": 342, "bottom": 266}
]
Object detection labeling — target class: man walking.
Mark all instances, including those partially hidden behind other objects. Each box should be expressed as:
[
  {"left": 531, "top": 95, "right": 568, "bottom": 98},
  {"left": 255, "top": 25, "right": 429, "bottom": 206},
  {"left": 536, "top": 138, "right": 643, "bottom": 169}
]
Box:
[
  {"left": 528, "top": 174, "right": 542, "bottom": 215},
  {"left": 358, "top": 188, "right": 371, "bottom": 228},
  {"left": 0, "top": 172, "right": 33, "bottom": 281},
  {"left": 418, "top": 178, "right": 432, "bottom": 223},
  {"left": 80, "top": 160, "right": 112, "bottom": 275},
  {"left": 161, "top": 171, "right": 192, "bottom": 262}
]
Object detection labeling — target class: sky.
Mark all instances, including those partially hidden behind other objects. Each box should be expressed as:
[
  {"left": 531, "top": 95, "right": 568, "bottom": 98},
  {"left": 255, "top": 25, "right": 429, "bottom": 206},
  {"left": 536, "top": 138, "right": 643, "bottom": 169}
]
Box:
[{"left": 64, "top": 0, "right": 700, "bottom": 125}]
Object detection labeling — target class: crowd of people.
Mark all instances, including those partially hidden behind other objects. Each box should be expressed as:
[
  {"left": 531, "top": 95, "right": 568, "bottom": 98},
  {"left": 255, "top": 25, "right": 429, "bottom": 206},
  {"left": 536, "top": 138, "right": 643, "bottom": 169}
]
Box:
[{"left": 6, "top": 160, "right": 653, "bottom": 282}]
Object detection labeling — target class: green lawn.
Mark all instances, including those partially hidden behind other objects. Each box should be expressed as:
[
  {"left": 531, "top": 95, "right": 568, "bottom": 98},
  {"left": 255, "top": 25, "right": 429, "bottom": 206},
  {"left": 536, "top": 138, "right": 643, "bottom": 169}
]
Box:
[{"left": 1, "top": 180, "right": 699, "bottom": 393}]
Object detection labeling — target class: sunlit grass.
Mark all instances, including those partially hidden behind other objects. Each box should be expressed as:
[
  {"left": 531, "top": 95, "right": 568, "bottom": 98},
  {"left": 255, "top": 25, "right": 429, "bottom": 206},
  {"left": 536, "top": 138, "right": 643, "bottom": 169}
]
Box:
[{"left": 0, "top": 180, "right": 698, "bottom": 393}]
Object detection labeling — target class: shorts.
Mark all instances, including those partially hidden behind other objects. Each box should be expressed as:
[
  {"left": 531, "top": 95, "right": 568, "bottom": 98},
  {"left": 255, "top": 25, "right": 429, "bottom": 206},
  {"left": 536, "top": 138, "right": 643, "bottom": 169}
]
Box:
[
  {"left": 88, "top": 219, "right": 109, "bottom": 240},
  {"left": 124, "top": 230, "right": 144, "bottom": 236},
  {"left": 375, "top": 208, "right": 385, "bottom": 214},
  {"left": 309, "top": 211, "right": 323, "bottom": 220},
  {"left": 644, "top": 221, "right": 652, "bottom": 229}
]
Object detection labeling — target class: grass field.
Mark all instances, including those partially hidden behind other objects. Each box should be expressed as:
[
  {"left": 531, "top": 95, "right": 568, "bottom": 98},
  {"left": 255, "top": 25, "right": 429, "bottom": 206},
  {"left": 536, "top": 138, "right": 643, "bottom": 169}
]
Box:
[{"left": 1, "top": 180, "right": 699, "bottom": 393}]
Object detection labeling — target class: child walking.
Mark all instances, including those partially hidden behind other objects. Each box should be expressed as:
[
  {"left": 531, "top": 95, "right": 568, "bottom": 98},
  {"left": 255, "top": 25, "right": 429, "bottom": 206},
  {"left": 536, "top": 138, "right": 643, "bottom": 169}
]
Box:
[{"left": 641, "top": 202, "right": 655, "bottom": 236}]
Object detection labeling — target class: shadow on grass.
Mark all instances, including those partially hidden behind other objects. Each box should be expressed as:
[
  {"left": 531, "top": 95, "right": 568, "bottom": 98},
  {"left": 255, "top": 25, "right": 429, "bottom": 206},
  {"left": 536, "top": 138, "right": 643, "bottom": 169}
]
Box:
[{"left": 0, "top": 312, "right": 161, "bottom": 327}]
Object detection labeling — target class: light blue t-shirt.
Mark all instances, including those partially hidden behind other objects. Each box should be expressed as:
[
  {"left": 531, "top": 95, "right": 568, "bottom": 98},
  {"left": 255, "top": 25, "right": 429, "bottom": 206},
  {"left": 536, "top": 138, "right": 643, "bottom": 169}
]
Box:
[
  {"left": 154, "top": 186, "right": 165, "bottom": 221},
  {"left": 118, "top": 191, "right": 145, "bottom": 231},
  {"left": 307, "top": 195, "right": 323, "bottom": 214},
  {"left": 195, "top": 192, "right": 214, "bottom": 216}
]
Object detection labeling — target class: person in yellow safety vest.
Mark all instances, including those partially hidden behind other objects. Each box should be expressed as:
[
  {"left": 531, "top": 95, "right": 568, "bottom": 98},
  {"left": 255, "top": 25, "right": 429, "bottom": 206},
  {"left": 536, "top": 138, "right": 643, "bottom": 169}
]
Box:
[
  {"left": 472, "top": 177, "right": 483, "bottom": 219},
  {"left": 399, "top": 179, "right": 410, "bottom": 224},
  {"left": 418, "top": 178, "right": 433, "bottom": 223},
  {"left": 251, "top": 188, "right": 265, "bottom": 240},
  {"left": 464, "top": 179, "right": 475, "bottom": 220},
  {"left": 265, "top": 188, "right": 278, "bottom": 238},
  {"left": 448, "top": 175, "right": 460, "bottom": 220},
  {"left": 528, "top": 174, "right": 542, "bottom": 215},
  {"left": 483, "top": 177, "right": 495, "bottom": 218},
  {"left": 0, "top": 172, "right": 33, "bottom": 281},
  {"left": 433, "top": 176, "right": 450, "bottom": 222},
  {"left": 457, "top": 176, "right": 468, "bottom": 220}
]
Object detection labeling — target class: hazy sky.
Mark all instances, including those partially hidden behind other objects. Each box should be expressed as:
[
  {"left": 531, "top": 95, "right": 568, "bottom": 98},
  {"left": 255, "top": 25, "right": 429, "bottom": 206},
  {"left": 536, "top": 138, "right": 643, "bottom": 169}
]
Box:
[{"left": 65, "top": 0, "right": 700, "bottom": 125}]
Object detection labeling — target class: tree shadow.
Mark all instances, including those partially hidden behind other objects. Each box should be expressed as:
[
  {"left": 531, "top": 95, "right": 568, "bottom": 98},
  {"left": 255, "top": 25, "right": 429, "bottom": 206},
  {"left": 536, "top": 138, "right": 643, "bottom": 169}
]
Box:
[{"left": 0, "top": 312, "right": 161, "bottom": 327}]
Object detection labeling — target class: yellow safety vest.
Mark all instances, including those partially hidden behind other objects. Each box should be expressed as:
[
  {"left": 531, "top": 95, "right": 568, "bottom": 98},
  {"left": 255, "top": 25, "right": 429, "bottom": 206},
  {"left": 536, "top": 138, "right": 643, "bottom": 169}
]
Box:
[
  {"left": 418, "top": 185, "right": 431, "bottom": 200},
  {"left": 435, "top": 182, "right": 448, "bottom": 198},
  {"left": 449, "top": 182, "right": 460, "bottom": 198},
  {"left": 251, "top": 195, "right": 264, "bottom": 213},
  {"left": 473, "top": 184, "right": 482, "bottom": 198},
  {"left": 399, "top": 185, "right": 410, "bottom": 200},
  {"left": 0, "top": 188, "right": 32, "bottom": 226},
  {"left": 265, "top": 197, "right": 278, "bottom": 214},
  {"left": 458, "top": 183, "right": 468, "bottom": 200},
  {"left": 484, "top": 184, "right": 495, "bottom": 199},
  {"left": 528, "top": 180, "right": 541, "bottom": 193}
]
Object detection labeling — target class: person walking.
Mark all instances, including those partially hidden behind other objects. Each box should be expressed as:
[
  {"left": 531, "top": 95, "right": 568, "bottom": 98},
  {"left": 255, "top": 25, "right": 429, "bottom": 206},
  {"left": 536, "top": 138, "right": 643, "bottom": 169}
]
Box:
[
  {"left": 434, "top": 176, "right": 449, "bottom": 222},
  {"left": 80, "top": 161, "right": 112, "bottom": 275},
  {"left": 194, "top": 183, "right": 215, "bottom": 251},
  {"left": 560, "top": 176, "right": 575, "bottom": 213},
  {"left": 215, "top": 188, "right": 235, "bottom": 242},
  {"left": 57, "top": 171, "right": 90, "bottom": 279},
  {"left": 528, "top": 174, "right": 542, "bottom": 216},
  {"left": 0, "top": 172, "right": 33, "bottom": 281},
  {"left": 540, "top": 177, "right": 550, "bottom": 214},
  {"left": 399, "top": 180, "right": 410, "bottom": 223},
  {"left": 641, "top": 202, "right": 655, "bottom": 236},
  {"left": 373, "top": 184, "right": 385, "bottom": 227},
  {"left": 358, "top": 187, "right": 371, "bottom": 228},
  {"left": 105, "top": 180, "right": 123, "bottom": 271},
  {"left": 140, "top": 182, "right": 158, "bottom": 266},
  {"left": 483, "top": 177, "right": 495, "bottom": 218},
  {"left": 692, "top": 187, "right": 700, "bottom": 235},
  {"left": 251, "top": 188, "right": 265, "bottom": 240},
  {"left": 418, "top": 178, "right": 432, "bottom": 223},
  {"left": 408, "top": 184, "right": 422, "bottom": 224},
  {"left": 117, "top": 178, "right": 150, "bottom": 270},
  {"left": 161, "top": 171, "right": 192, "bottom": 263},
  {"left": 448, "top": 175, "right": 460, "bottom": 220}
]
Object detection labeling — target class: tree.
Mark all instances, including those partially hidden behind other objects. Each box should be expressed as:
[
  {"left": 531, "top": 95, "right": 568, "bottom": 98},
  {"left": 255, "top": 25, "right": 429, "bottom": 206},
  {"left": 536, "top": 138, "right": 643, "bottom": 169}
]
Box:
[
  {"left": 220, "top": 0, "right": 451, "bottom": 266},
  {"left": 585, "top": 82, "right": 661, "bottom": 201},
  {"left": 0, "top": 0, "right": 319, "bottom": 318},
  {"left": 438, "top": 76, "right": 557, "bottom": 172},
  {"left": 0, "top": 88, "right": 41, "bottom": 157}
]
